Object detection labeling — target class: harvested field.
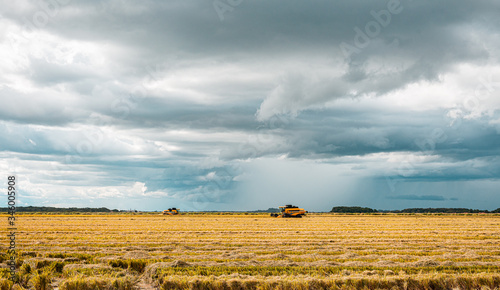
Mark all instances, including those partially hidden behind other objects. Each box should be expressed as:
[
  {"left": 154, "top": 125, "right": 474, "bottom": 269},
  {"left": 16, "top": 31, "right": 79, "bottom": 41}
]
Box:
[{"left": 1, "top": 213, "right": 500, "bottom": 289}]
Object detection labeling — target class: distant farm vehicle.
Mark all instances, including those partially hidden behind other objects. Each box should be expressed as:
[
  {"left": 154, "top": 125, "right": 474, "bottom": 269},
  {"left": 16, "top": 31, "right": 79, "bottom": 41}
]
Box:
[
  {"left": 271, "top": 205, "right": 307, "bottom": 218},
  {"left": 163, "top": 208, "right": 180, "bottom": 215}
]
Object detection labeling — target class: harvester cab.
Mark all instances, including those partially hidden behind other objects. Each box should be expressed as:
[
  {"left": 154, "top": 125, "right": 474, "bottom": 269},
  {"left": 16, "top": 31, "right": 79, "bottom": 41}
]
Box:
[
  {"left": 271, "top": 205, "right": 307, "bottom": 218},
  {"left": 163, "top": 208, "right": 180, "bottom": 215}
]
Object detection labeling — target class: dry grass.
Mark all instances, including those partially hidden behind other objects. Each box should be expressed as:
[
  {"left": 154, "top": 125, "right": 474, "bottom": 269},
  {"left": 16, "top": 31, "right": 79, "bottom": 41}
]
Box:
[
  {"left": 58, "top": 275, "right": 135, "bottom": 290},
  {"left": 0, "top": 213, "right": 499, "bottom": 289}
]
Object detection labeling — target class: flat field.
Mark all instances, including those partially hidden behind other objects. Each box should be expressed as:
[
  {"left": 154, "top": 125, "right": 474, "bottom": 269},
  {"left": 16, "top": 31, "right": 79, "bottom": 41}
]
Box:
[{"left": 1, "top": 213, "right": 500, "bottom": 289}]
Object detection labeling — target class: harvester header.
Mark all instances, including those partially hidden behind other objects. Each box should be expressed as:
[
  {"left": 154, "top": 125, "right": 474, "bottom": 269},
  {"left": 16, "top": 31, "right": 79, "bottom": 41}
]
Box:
[{"left": 271, "top": 205, "right": 307, "bottom": 218}]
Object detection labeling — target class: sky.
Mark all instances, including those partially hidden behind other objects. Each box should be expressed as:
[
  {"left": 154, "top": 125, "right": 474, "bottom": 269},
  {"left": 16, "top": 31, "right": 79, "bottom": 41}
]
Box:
[{"left": 1, "top": 0, "right": 499, "bottom": 212}]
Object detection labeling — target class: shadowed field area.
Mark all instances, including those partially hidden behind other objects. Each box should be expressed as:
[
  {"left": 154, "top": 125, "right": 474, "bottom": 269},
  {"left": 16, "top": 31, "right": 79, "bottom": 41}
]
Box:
[{"left": 1, "top": 213, "right": 500, "bottom": 289}]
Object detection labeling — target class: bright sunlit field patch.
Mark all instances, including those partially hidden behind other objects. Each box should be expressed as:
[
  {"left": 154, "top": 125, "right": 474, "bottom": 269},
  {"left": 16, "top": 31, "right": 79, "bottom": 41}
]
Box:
[{"left": 1, "top": 213, "right": 500, "bottom": 289}]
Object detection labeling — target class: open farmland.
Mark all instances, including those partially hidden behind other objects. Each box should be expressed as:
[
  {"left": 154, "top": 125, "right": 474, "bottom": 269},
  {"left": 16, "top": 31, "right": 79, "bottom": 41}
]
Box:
[{"left": 1, "top": 214, "right": 500, "bottom": 289}]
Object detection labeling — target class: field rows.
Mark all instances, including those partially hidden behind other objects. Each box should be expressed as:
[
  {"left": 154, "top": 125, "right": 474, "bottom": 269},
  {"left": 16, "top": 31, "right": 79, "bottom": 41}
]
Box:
[{"left": 1, "top": 214, "right": 500, "bottom": 289}]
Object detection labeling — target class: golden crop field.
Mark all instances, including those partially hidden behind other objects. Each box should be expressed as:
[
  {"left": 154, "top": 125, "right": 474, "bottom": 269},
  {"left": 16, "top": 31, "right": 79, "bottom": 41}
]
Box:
[{"left": 1, "top": 213, "right": 500, "bottom": 289}]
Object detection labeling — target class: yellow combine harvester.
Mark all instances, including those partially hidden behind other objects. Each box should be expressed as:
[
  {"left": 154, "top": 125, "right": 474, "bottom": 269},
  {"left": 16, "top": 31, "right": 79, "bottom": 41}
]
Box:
[
  {"left": 163, "top": 208, "right": 180, "bottom": 215},
  {"left": 271, "top": 205, "right": 307, "bottom": 218}
]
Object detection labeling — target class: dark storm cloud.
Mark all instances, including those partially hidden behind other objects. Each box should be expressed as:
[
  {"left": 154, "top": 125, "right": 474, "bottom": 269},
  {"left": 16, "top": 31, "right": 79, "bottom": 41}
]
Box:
[
  {"left": 290, "top": 110, "right": 500, "bottom": 160},
  {"left": 7, "top": 1, "right": 497, "bottom": 68},
  {"left": 3, "top": 0, "right": 499, "bottom": 123},
  {"left": 103, "top": 97, "right": 261, "bottom": 131}
]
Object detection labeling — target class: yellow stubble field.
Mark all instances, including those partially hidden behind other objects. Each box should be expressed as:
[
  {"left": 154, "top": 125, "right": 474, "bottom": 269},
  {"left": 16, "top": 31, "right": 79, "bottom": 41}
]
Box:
[{"left": 1, "top": 213, "right": 500, "bottom": 289}]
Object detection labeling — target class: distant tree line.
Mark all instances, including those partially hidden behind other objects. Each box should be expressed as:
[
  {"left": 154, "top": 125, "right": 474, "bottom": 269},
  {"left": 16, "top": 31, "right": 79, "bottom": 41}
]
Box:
[
  {"left": 331, "top": 206, "right": 378, "bottom": 213},
  {"left": 331, "top": 206, "right": 500, "bottom": 213},
  {"left": 0, "top": 206, "right": 119, "bottom": 213},
  {"left": 391, "top": 208, "right": 498, "bottom": 213}
]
